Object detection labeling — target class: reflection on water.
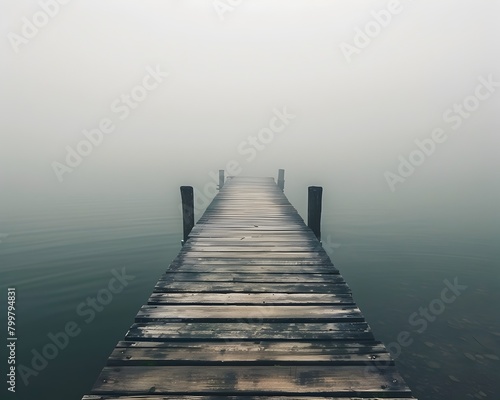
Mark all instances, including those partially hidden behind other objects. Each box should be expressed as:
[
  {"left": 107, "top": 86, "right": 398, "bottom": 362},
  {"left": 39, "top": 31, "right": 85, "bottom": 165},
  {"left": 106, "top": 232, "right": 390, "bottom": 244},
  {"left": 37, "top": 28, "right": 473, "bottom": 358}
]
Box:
[{"left": 1, "top": 197, "right": 498, "bottom": 400}]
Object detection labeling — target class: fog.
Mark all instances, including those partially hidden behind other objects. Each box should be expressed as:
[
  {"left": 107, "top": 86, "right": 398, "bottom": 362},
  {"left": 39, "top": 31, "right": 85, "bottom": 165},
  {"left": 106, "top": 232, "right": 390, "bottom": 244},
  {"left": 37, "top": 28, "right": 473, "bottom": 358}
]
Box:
[
  {"left": 2, "top": 4, "right": 500, "bottom": 399},
  {"left": 2, "top": 0, "right": 499, "bottom": 224}
]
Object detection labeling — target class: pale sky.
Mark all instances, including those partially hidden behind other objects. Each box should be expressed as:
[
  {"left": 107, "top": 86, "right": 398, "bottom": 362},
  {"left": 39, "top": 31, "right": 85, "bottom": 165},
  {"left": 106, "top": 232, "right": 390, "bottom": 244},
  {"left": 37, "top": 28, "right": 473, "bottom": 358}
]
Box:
[{"left": 1, "top": 0, "right": 499, "bottom": 219}]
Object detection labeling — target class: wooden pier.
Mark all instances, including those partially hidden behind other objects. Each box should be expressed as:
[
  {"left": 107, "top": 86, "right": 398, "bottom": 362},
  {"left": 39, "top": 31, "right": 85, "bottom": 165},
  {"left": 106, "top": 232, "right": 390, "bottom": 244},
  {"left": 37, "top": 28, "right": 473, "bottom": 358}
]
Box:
[{"left": 82, "top": 175, "right": 417, "bottom": 399}]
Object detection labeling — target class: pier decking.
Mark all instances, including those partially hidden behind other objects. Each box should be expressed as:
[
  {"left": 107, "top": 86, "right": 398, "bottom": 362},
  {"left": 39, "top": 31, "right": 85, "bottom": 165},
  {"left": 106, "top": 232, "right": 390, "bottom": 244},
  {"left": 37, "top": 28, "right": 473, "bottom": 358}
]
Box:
[{"left": 82, "top": 176, "right": 416, "bottom": 399}]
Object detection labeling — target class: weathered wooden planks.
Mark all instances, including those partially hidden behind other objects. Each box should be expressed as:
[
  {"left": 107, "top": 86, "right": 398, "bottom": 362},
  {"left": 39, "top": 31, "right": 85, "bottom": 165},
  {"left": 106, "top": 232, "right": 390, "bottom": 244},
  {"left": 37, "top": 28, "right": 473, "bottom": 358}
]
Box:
[
  {"left": 135, "top": 305, "right": 364, "bottom": 322},
  {"left": 165, "top": 265, "right": 339, "bottom": 274},
  {"left": 178, "top": 252, "right": 330, "bottom": 259},
  {"left": 169, "top": 259, "right": 335, "bottom": 266},
  {"left": 91, "top": 365, "right": 410, "bottom": 396},
  {"left": 108, "top": 340, "right": 392, "bottom": 365},
  {"left": 148, "top": 293, "right": 355, "bottom": 305},
  {"left": 182, "top": 246, "right": 324, "bottom": 252},
  {"left": 125, "top": 322, "right": 375, "bottom": 341},
  {"left": 82, "top": 176, "right": 416, "bottom": 400},
  {"left": 105, "top": 342, "right": 394, "bottom": 368},
  {"left": 154, "top": 281, "right": 351, "bottom": 294},
  {"left": 158, "top": 273, "right": 342, "bottom": 283}
]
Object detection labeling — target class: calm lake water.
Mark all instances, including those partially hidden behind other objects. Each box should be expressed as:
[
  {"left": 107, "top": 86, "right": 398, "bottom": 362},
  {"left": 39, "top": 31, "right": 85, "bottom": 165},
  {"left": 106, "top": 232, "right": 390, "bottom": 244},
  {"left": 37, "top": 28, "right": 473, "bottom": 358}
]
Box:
[{"left": 1, "top": 190, "right": 499, "bottom": 400}]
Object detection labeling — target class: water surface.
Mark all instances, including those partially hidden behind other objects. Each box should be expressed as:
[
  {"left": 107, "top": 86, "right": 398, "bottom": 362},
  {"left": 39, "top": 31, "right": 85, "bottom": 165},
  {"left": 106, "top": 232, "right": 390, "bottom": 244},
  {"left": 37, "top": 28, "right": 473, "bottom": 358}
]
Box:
[{"left": 1, "top": 193, "right": 498, "bottom": 400}]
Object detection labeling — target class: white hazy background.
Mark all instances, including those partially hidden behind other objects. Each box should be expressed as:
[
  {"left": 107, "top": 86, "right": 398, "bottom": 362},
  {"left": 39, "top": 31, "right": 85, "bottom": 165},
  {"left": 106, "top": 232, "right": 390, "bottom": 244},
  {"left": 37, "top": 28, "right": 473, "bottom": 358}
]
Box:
[{"left": 1, "top": 0, "right": 499, "bottom": 227}]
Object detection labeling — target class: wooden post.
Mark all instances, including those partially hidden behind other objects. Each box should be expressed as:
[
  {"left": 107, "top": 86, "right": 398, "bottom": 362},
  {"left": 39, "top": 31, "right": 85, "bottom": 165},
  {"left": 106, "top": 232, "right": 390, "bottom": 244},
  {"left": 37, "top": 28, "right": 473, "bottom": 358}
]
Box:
[
  {"left": 219, "top": 170, "right": 225, "bottom": 190},
  {"left": 308, "top": 186, "right": 322, "bottom": 241},
  {"left": 180, "top": 186, "right": 194, "bottom": 244},
  {"left": 277, "top": 169, "right": 285, "bottom": 191}
]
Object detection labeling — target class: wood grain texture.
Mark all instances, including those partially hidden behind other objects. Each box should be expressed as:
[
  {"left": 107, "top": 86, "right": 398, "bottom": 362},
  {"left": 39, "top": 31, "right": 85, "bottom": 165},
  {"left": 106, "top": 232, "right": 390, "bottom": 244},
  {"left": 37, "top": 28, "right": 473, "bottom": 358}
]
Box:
[
  {"left": 158, "top": 273, "right": 342, "bottom": 283},
  {"left": 135, "top": 305, "right": 364, "bottom": 323},
  {"left": 154, "top": 281, "right": 351, "bottom": 294},
  {"left": 147, "top": 293, "right": 355, "bottom": 305},
  {"left": 108, "top": 341, "right": 392, "bottom": 365},
  {"left": 91, "top": 365, "right": 410, "bottom": 396},
  {"left": 125, "top": 322, "right": 375, "bottom": 341}
]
